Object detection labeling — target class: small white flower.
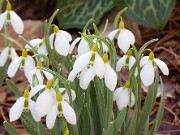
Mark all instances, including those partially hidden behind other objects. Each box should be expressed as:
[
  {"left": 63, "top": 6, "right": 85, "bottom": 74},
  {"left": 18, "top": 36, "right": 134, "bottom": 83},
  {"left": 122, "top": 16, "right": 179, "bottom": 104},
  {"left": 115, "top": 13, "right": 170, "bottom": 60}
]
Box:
[
  {"left": 25, "top": 38, "right": 48, "bottom": 56},
  {"left": 49, "top": 25, "right": 72, "bottom": 56},
  {"left": 108, "top": 19, "right": 135, "bottom": 53},
  {"left": 0, "top": 2, "right": 24, "bottom": 34},
  {"left": 113, "top": 80, "right": 135, "bottom": 110},
  {"left": 0, "top": 44, "right": 18, "bottom": 67},
  {"left": 9, "top": 88, "right": 41, "bottom": 122},
  {"left": 7, "top": 49, "right": 35, "bottom": 78},
  {"left": 140, "top": 52, "right": 169, "bottom": 86},
  {"left": 46, "top": 91, "right": 76, "bottom": 129}
]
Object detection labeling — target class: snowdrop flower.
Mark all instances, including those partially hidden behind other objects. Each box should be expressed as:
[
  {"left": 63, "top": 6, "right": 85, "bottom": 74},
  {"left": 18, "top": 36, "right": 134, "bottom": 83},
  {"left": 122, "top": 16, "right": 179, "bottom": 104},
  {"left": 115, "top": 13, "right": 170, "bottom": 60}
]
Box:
[
  {"left": 29, "top": 79, "right": 55, "bottom": 117},
  {"left": 46, "top": 91, "right": 76, "bottom": 129},
  {"left": 68, "top": 43, "right": 105, "bottom": 87},
  {"left": 116, "top": 49, "right": 137, "bottom": 76},
  {"left": 0, "top": 2, "right": 24, "bottom": 34},
  {"left": 0, "top": 43, "right": 18, "bottom": 66},
  {"left": 25, "top": 38, "right": 48, "bottom": 56},
  {"left": 27, "top": 61, "right": 53, "bottom": 85},
  {"left": 49, "top": 25, "right": 72, "bottom": 56},
  {"left": 140, "top": 51, "right": 169, "bottom": 86},
  {"left": 9, "top": 87, "right": 40, "bottom": 122},
  {"left": 7, "top": 49, "right": 35, "bottom": 78},
  {"left": 108, "top": 18, "right": 135, "bottom": 53},
  {"left": 113, "top": 80, "right": 135, "bottom": 110}
]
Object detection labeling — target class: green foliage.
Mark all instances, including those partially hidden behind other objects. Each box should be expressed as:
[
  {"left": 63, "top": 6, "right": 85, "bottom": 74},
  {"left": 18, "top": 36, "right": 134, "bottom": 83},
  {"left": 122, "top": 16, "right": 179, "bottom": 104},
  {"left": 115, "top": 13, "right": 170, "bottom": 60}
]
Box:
[{"left": 56, "top": 0, "right": 114, "bottom": 29}]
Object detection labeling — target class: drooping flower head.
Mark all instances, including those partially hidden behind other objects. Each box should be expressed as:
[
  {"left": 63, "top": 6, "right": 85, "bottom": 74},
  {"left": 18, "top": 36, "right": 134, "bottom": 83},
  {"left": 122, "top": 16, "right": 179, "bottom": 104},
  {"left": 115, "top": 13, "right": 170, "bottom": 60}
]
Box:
[
  {"left": 140, "top": 51, "right": 169, "bottom": 86},
  {"left": 113, "top": 80, "right": 135, "bottom": 110},
  {"left": 9, "top": 86, "right": 40, "bottom": 122},
  {"left": 0, "top": 1, "right": 24, "bottom": 34},
  {"left": 108, "top": 17, "right": 135, "bottom": 53},
  {"left": 0, "top": 43, "right": 18, "bottom": 66}
]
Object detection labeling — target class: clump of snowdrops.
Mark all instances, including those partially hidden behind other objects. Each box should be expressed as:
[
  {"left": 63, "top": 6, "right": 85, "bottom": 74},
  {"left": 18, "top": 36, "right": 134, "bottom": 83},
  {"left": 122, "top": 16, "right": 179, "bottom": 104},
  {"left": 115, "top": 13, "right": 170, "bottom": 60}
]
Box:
[{"left": 0, "top": 1, "right": 169, "bottom": 135}]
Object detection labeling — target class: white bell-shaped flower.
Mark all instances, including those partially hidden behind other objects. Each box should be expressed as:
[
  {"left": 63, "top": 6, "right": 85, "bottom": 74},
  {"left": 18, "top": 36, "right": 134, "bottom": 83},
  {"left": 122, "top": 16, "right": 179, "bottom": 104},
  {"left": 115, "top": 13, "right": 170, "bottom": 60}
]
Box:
[
  {"left": 68, "top": 43, "right": 105, "bottom": 82},
  {"left": 9, "top": 87, "right": 41, "bottom": 122},
  {"left": 46, "top": 91, "right": 76, "bottom": 129},
  {"left": 0, "top": 43, "right": 18, "bottom": 66},
  {"left": 140, "top": 52, "right": 169, "bottom": 86},
  {"left": 113, "top": 80, "right": 135, "bottom": 110},
  {"left": 27, "top": 61, "right": 53, "bottom": 85},
  {"left": 7, "top": 49, "right": 35, "bottom": 78},
  {"left": 108, "top": 19, "right": 135, "bottom": 53},
  {"left": 49, "top": 25, "right": 72, "bottom": 56},
  {"left": 25, "top": 38, "right": 48, "bottom": 56},
  {"left": 0, "top": 2, "right": 24, "bottom": 34}
]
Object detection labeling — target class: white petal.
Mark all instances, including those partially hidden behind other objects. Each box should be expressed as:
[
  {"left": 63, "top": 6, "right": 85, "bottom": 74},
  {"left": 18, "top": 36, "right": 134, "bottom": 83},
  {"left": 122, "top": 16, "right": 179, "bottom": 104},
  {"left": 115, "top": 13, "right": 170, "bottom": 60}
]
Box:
[
  {"left": 36, "top": 70, "right": 44, "bottom": 84},
  {"left": 62, "top": 89, "right": 76, "bottom": 102},
  {"left": 29, "top": 85, "right": 46, "bottom": 98},
  {"left": 69, "top": 37, "right": 81, "bottom": 54},
  {"left": 29, "top": 99, "right": 41, "bottom": 122},
  {"left": 128, "top": 91, "right": 135, "bottom": 107},
  {"left": 77, "top": 39, "right": 90, "bottom": 56},
  {"left": 49, "top": 34, "right": 55, "bottom": 49},
  {"left": 102, "top": 42, "right": 109, "bottom": 52},
  {"left": 38, "top": 44, "right": 48, "bottom": 56},
  {"left": 24, "top": 56, "right": 35, "bottom": 78},
  {"left": 9, "top": 97, "right": 24, "bottom": 122},
  {"left": 116, "top": 55, "right": 126, "bottom": 71},
  {"left": 84, "top": 66, "right": 96, "bottom": 86},
  {"left": 118, "top": 30, "right": 131, "bottom": 53},
  {"left": 73, "top": 51, "right": 92, "bottom": 73},
  {"left": 46, "top": 104, "right": 58, "bottom": 129},
  {"left": 129, "top": 56, "right": 136, "bottom": 70},
  {"left": 0, "top": 11, "right": 7, "bottom": 30},
  {"left": 42, "top": 70, "right": 53, "bottom": 80},
  {"left": 80, "top": 69, "right": 89, "bottom": 90},
  {"left": 105, "top": 64, "right": 117, "bottom": 91},
  {"left": 94, "top": 53, "right": 105, "bottom": 79},
  {"left": 154, "top": 59, "right": 169, "bottom": 75},
  {"left": 59, "top": 30, "right": 72, "bottom": 41},
  {"left": 7, "top": 57, "right": 22, "bottom": 77},
  {"left": 25, "top": 39, "right": 42, "bottom": 49},
  {"left": 10, "top": 48, "right": 18, "bottom": 60},
  {"left": 10, "top": 11, "right": 24, "bottom": 34},
  {"left": 116, "top": 90, "right": 130, "bottom": 110},
  {"left": 0, "top": 47, "right": 8, "bottom": 66},
  {"left": 68, "top": 70, "right": 77, "bottom": 82},
  {"left": 108, "top": 29, "right": 119, "bottom": 40},
  {"left": 125, "top": 29, "right": 135, "bottom": 45},
  {"left": 36, "top": 90, "right": 53, "bottom": 117},
  {"left": 140, "top": 56, "right": 149, "bottom": 67},
  {"left": 113, "top": 87, "right": 123, "bottom": 101},
  {"left": 140, "top": 61, "right": 155, "bottom": 86},
  {"left": 54, "top": 34, "right": 70, "bottom": 56},
  {"left": 62, "top": 101, "right": 76, "bottom": 125}
]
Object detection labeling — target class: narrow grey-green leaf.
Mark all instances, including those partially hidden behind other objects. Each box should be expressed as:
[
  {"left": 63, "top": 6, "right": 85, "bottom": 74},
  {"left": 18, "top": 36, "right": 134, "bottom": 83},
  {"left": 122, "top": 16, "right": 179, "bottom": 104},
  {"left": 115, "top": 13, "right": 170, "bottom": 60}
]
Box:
[
  {"left": 75, "top": 93, "right": 85, "bottom": 120},
  {"left": 124, "top": 0, "right": 176, "bottom": 29},
  {"left": 0, "top": 64, "right": 6, "bottom": 87},
  {"left": 3, "top": 121, "right": 20, "bottom": 135}
]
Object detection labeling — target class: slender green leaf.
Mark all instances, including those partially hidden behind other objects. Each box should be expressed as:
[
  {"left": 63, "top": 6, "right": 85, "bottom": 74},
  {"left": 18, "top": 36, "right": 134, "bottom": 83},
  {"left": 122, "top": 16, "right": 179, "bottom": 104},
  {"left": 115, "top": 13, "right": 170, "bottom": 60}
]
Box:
[
  {"left": 3, "top": 121, "right": 20, "bottom": 135},
  {"left": 0, "top": 64, "right": 6, "bottom": 87},
  {"left": 48, "top": 9, "right": 59, "bottom": 28},
  {"left": 75, "top": 93, "right": 85, "bottom": 120},
  {"left": 6, "top": 79, "right": 23, "bottom": 97}
]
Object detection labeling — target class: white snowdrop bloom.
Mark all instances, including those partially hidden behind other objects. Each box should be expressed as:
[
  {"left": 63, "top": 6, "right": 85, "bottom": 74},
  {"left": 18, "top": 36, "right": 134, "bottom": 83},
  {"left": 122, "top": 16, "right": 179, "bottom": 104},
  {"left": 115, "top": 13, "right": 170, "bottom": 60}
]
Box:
[
  {"left": 9, "top": 87, "right": 41, "bottom": 122},
  {"left": 25, "top": 38, "right": 48, "bottom": 56},
  {"left": 46, "top": 91, "right": 76, "bottom": 129},
  {"left": 29, "top": 79, "right": 55, "bottom": 117},
  {"left": 108, "top": 19, "right": 135, "bottom": 53},
  {"left": 113, "top": 80, "right": 135, "bottom": 110},
  {"left": 27, "top": 61, "right": 53, "bottom": 85},
  {"left": 68, "top": 43, "right": 105, "bottom": 87},
  {"left": 77, "top": 38, "right": 90, "bottom": 56},
  {"left": 0, "top": 2, "right": 24, "bottom": 34},
  {"left": 103, "top": 53, "right": 117, "bottom": 91},
  {"left": 7, "top": 49, "right": 35, "bottom": 78},
  {"left": 49, "top": 25, "right": 72, "bottom": 56},
  {"left": 59, "top": 88, "right": 76, "bottom": 102},
  {"left": 0, "top": 43, "right": 18, "bottom": 66},
  {"left": 140, "top": 52, "right": 169, "bottom": 86}
]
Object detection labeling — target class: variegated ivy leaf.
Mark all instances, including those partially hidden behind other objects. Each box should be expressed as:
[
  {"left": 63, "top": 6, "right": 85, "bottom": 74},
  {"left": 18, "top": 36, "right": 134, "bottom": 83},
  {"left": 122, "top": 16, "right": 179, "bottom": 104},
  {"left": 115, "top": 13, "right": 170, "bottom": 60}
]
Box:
[
  {"left": 56, "top": 0, "right": 114, "bottom": 29},
  {"left": 124, "top": 0, "right": 176, "bottom": 29}
]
